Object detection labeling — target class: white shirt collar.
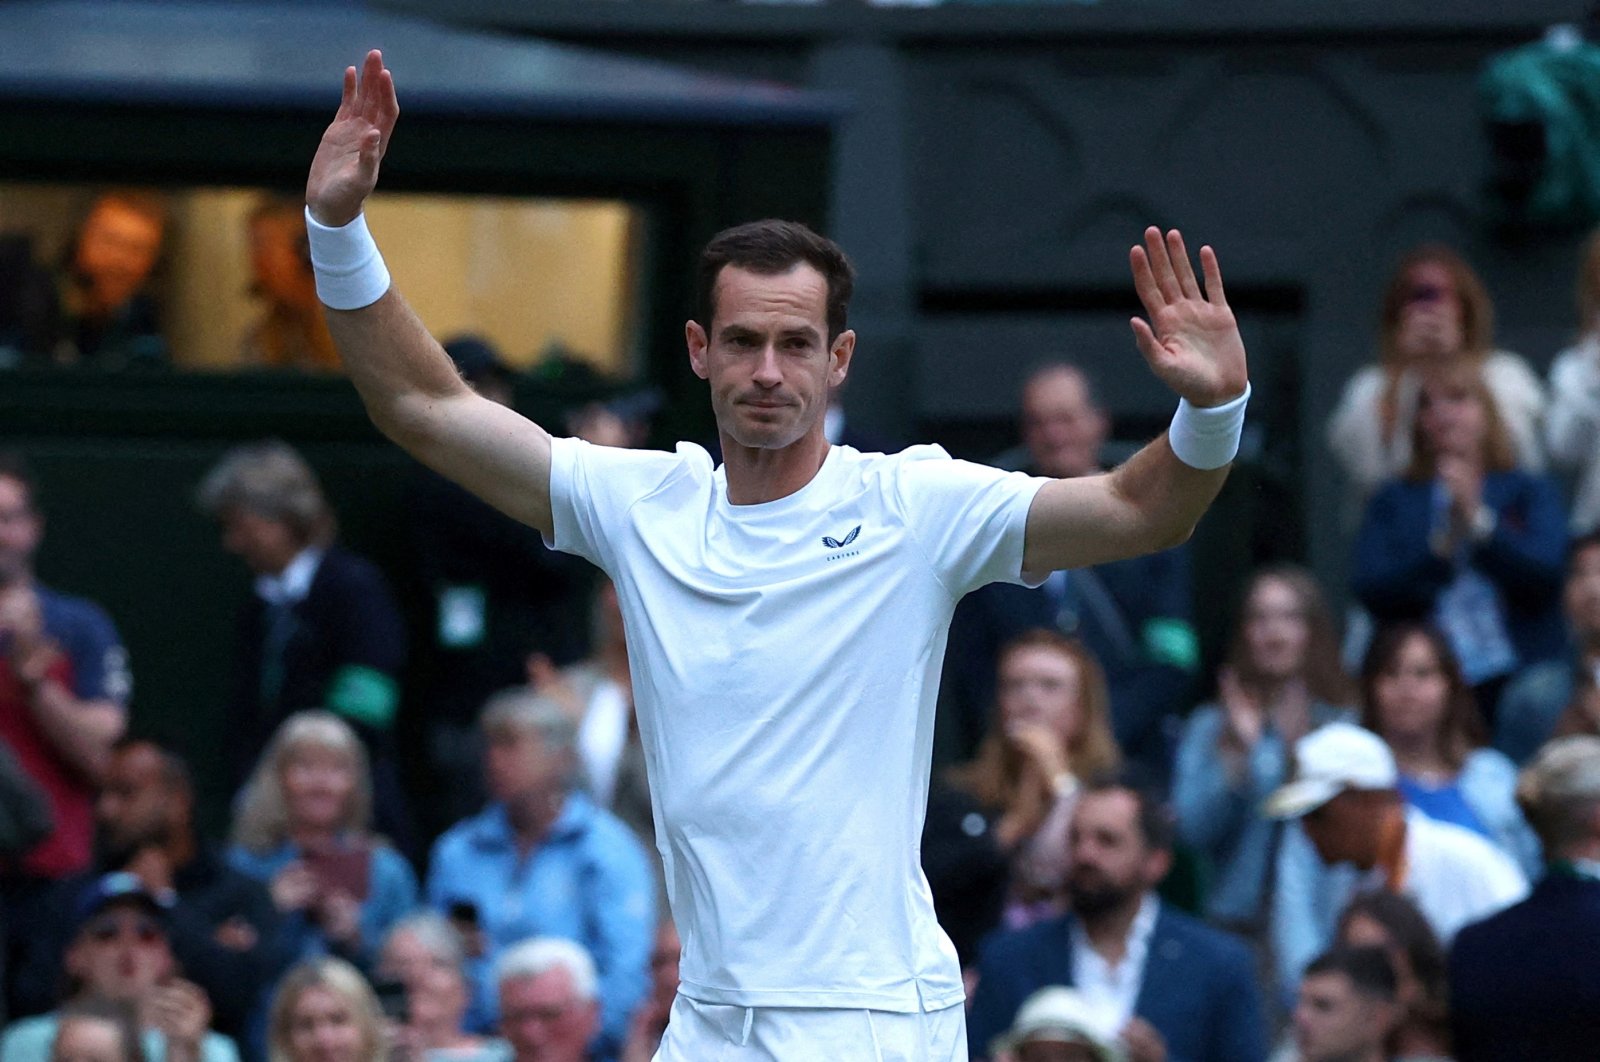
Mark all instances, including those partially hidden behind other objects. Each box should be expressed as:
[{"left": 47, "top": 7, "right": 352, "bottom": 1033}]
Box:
[
  {"left": 255, "top": 547, "right": 324, "bottom": 606},
  {"left": 1070, "top": 893, "right": 1161, "bottom": 1028}
]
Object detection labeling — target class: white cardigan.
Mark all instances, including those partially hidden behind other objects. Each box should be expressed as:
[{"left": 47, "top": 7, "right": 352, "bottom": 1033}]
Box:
[{"left": 1546, "top": 335, "right": 1600, "bottom": 534}]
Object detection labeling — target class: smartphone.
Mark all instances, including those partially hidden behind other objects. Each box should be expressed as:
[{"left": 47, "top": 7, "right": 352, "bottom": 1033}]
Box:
[{"left": 303, "top": 845, "right": 373, "bottom": 901}]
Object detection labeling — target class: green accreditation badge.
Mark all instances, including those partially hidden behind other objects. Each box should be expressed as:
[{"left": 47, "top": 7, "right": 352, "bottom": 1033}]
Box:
[{"left": 438, "top": 584, "right": 487, "bottom": 649}]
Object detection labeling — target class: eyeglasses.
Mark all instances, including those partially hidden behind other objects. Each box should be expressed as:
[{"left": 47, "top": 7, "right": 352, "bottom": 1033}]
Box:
[{"left": 84, "top": 913, "right": 163, "bottom": 945}]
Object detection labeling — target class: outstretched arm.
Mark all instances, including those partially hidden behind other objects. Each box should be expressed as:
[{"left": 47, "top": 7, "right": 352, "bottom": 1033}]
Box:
[
  {"left": 1022, "top": 227, "right": 1249, "bottom": 573},
  {"left": 307, "top": 51, "right": 554, "bottom": 535}
]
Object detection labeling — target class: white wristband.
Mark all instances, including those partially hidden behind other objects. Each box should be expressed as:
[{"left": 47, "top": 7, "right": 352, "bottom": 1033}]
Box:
[
  {"left": 305, "top": 207, "right": 392, "bottom": 310},
  {"left": 1168, "top": 383, "right": 1250, "bottom": 470}
]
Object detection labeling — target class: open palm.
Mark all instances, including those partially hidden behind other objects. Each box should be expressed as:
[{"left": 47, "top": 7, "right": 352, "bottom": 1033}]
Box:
[
  {"left": 1129, "top": 227, "right": 1249, "bottom": 408},
  {"left": 306, "top": 50, "right": 399, "bottom": 228}
]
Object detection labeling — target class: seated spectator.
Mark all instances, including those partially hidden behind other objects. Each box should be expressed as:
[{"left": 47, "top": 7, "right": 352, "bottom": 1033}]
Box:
[
  {"left": 920, "top": 776, "right": 1010, "bottom": 973},
  {"left": 949, "top": 631, "right": 1121, "bottom": 928},
  {"left": 1287, "top": 947, "right": 1400, "bottom": 1062},
  {"left": 266, "top": 958, "right": 384, "bottom": 1062},
  {"left": 425, "top": 691, "right": 653, "bottom": 1056},
  {"left": 495, "top": 939, "right": 599, "bottom": 1062},
  {"left": 1449, "top": 736, "right": 1600, "bottom": 1061},
  {"left": 46, "top": 191, "right": 169, "bottom": 368},
  {"left": 1326, "top": 244, "right": 1545, "bottom": 512},
  {"left": 987, "top": 987, "right": 1122, "bottom": 1062},
  {"left": 196, "top": 441, "right": 412, "bottom": 855},
  {"left": 619, "top": 922, "right": 677, "bottom": 1062},
  {"left": 228, "top": 712, "right": 419, "bottom": 971},
  {"left": 1545, "top": 228, "right": 1600, "bottom": 535},
  {"left": 1496, "top": 531, "right": 1600, "bottom": 763},
  {"left": 1359, "top": 623, "right": 1539, "bottom": 874},
  {"left": 0, "top": 873, "right": 237, "bottom": 1062},
  {"left": 13, "top": 741, "right": 285, "bottom": 1044},
  {"left": 944, "top": 363, "right": 1197, "bottom": 772},
  {"left": 407, "top": 335, "right": 595, "bottom": 840},
  {"left": 1267, "top": 723, "right": 1526, "bottom": 1003},
  {"left": 46, "top": 999, "right": 145, "bottom": 1062},
  {"left": 1337, "top": 892, "right": 1451, "bottom": 1062},
  {"left": 968, "top": 778, "right": 1266, "bottom": 1062},
  {"left": 1351, "top": 361, "right": 1567, "bottom": 714},
  {"left": 1174, "top": 565, "right": 1352, "bottom": 945},
  {"left": 239, "top": 198, "right": 339, "bottom": 373},
  {"left": 374, "top": 916, "right": 495, "bottom": 1062},
  {"left": 0, "top": 452, "right": 131, "bottom": 886}
]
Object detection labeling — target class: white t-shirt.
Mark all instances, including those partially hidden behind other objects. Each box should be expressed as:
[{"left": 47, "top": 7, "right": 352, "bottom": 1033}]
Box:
[
  {"left": 1382, "top": 808, "right": 1528, "bottom": 943},
  {"left": 546, "top": 437, "right": 1047, "bottom": 1012}
]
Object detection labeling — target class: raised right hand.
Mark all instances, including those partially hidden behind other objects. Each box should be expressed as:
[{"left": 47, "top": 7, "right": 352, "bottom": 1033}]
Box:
[{"left": 306, "top": 50, "right": 399, "bottom": 228}]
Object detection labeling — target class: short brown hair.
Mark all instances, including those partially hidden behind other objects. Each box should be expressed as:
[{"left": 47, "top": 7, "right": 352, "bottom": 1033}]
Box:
[
  {"left": 1378, "top": 244, "right": 1495, "bottom": 367},
  {"left": 696, "top": 220, "right": 855, "bottom": 341}
]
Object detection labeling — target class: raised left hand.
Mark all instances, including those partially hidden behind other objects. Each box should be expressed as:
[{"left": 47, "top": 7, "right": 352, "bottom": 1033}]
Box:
[{"left": 1129, "top": 227, "right": 1249, "bottom": 408}]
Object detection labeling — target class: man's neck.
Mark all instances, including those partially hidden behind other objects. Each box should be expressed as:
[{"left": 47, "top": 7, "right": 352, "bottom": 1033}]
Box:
[
  {"left": 720, "top": 428, "right": 830, "bottom": 506},
  {"left": 506, "top": 792, "right": 565, "bottom": 851},
  {"left": 1080, "top": 893, "right": 1149, "bottom": 965}
]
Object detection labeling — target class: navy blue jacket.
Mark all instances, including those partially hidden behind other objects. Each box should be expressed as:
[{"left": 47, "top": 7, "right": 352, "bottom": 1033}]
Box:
[
  {"left": 1351, "top": 471, "right": 1567, "bottom": 670},
  {"left": 1449, "top": 873, "right": 1600, "bottom": 1061},
  {"left": 967, "top": 905, "right": 1265, "bottom": 1062}
]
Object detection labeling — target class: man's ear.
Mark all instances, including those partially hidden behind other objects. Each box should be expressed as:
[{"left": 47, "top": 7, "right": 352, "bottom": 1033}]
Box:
[
  {"left": 1145, "top": 848, "right": 1174, "bottom": 889},
  {"left": 686, "top": 320, "right": 710, "bottom": 381},
  {"left": 829, "top": 330, "right": 857, "bottom": 388}
]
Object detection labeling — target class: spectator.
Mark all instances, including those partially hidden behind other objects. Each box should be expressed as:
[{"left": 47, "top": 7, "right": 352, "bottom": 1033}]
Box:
[
  {"left": 425, "top": 691, "right": 653, "bottom": 1055},
  {"left": 1358, "top": 623, "right": 1538, "bottom": 874},
  {"left": 987, "top": 987, "right": 1122, "bottom": 1062},
  {"left": 1326, "top": 244, "right": 1545, "bottom": 510},
  {"left": 374, "top": 915, "right": 496, "bottom": 1062},
  {"left": 949, "top": 630, "right": 1121, "bottom": 927},
  {"left": 968, "top": 779, "right": 1266, "bottom": 1062},
  {"left": 1288, "top": 947, "right": 1400, "bottom": 1062},
  {"left": 0, "top": 872, "right": 237, "bottom": 1062},
  {"left": 1545, "top": 228, "right": 1600, "bottom": 534},
  {"left": 47, "top": 192, "right": 169, "bottom": 368},
  {"left": 196, "top": 441, "right": 412, "bottom": 853},
  {"left": 944, "top": 363, "right": 1198, "bottom": 772},
  {"left": 1495, "top": 531, "right": 1600, "bottom": 763},
  {"left": 919, "top": 776, "right": 1010, "bottom": 972},
  {"left": 1449, "top": 735, "right": 1600, "bottom": 1061},
  {"left": 13, "top": 741, "right": 285, "bottom": 1044},
  {"left": 1337, "top": 892, "right": 1451, "bottom": 1062},
  {"left": 228, "top": 712, "right": 419, "bottom": 971},
  {"left": 46, "top": 999, "right": 145, "bottom": 1062},
  {"left": 1174, "top": 566, "right": 1353, "bottom": 947},
  {"left": 1351, "top": 361, "right": 1567, "bottom": 715},
  {"left": 0, "top": 452, "right": 130, "bottom": 885},
  {"left": 266, "top": 958, "right": 384, "bottom": 1062},
  {"left": 495, "top": 939, "right": 599, "bottom": 1062},
  {"left": 239, "top": 198, "right": 339, "bottom": 374},
  {"left": 406, "top": 335, "right": 596, "bottom": 840},
  {"left": 1267, "top": 723, "right": 1526, "bottom": 1002},
  {"left": 619, "top": 921, "right": 676, "bottom": 1062}
]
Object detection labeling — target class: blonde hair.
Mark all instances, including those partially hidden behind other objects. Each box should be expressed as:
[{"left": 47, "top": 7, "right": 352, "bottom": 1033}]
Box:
[
  {"left": 1404, "top": 360, "right": 1518, "bottom": 480},
  {"left": 1517, "top": 735, "right": 1600, "bottom": 853},
  {"left": 953, "top": 630, "right": 1121, "bottom": 812},
  {"left": 232, "top": 711, "right": 372, "bottom": 853},
  {"left": 268, "top": 958, "right": 384, "bottom": 1062}
]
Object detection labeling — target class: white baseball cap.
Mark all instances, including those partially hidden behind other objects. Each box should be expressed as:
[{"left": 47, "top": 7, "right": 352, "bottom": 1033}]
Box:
[
  {"left": 991, "top": 986, "right": 1125, "bottom": 1061},
  {"left": 1264, "top": 722, "right": 1398, "bottom": 820}
]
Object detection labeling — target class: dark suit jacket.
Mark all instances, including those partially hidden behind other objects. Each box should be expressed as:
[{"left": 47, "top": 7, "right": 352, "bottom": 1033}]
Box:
[
  {"left": 1449, "top": 873, "right": 1600, "bottom": 1062},
  {"left": 967, "top": 904, "right": 1265, "bottom": 1062}
]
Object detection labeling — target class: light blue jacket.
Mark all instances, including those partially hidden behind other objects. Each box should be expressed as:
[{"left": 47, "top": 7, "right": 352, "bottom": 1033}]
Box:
[
  {"left": 1, "top": 1015, "right": 239, "bottom": 1062},
  {"left": 425, "top": 793, "right": 655, "bottom": 1056}
]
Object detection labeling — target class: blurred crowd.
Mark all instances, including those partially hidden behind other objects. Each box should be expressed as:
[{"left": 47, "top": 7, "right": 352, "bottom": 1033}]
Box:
[{"left": 3, "top": 230, "right": 1600, "bottom": 1062}]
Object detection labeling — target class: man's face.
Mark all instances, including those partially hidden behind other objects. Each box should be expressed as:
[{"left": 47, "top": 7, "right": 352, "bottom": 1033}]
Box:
[
  {"left": 218, "top": 508, "right": 302, "bottom": 577},
  {"left": 1066, "top": 790, "right": 1167, "bottom": 917},
  {"left": 0, "top": 476, "right": 42, "bottom": 586},
  {"left": 1301, "top": 791, "right": 1377, "bottom": 869},
  {"left": 1293, "top": 972, "right": 1389, "bottom": 1062},
  {"left": 686, "top": 264, "right": 854, "bottom": 452},
  {"left": 1566, "top": 543, "right": 1600, "bottom": 642},
  {"left": 499, "top": 969, "right": 599, "bottom": 1062},
  {"left": 1021, "top": 369, "right": 1107, "bottom": 479},
  {"left": 74, "top": 200, "right": 164, "bottom": 310},
  {"left": 64, "top": 900, "right": 174, "bottom": 1001},
  {"left": 484, "top": 728, "right": 568, "bottom": 808},
  {"left": 97, "top": 745, "right": 177, "bottom": 860}
]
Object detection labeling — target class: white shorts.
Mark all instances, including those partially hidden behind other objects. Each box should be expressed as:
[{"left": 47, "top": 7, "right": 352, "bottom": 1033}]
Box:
[{"left": 652, "top": 996, "right": 968, "bottom": 1062}]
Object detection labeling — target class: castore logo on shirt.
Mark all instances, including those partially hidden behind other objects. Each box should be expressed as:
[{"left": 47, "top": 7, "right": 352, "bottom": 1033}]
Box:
[{"left": 823, "top": 524, "right": 862, "bottom": 561}]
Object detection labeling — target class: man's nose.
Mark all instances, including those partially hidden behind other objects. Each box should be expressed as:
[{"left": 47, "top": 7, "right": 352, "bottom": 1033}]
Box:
[{"left": 752, "top": 346, "right": 783, "bottom": 386}]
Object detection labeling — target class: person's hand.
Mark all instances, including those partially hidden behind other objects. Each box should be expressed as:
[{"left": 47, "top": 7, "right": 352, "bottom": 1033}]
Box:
[
  {"left": 148, "top": 979, "right": 211, "bottom": 1062},
  {"left": 213, "top": 917, "right": 258, "bottom": 952},
  {"left": 1003, "top": 722, "right": 1069, "bottom": 783},
  {"left": 306, "top": 50, "right": 399, "bottom": 228},
  {"left": 0, "top": 585, "right": 55, "bottom": 682},
  {"left": 1121, "top": 1017, "right": 1168, "bottom": 1062},
  {"left": 270, "top": 861, "right": 318, "bottom": 913},
  {"left": 316, "top": 889, "right": 363, "bottom": 946},
  {"left": 125, "top": 846, "right": 175, "bottom": 894},
  {"left": 1217, "top": 667, "right": 1263, "bottom": 752},
  {"left": 1396, "top": 303, "right": 1461, "bottom": 362},
  {"left": 1129, "top": 227, "right": 1248, "bottom": 408},
  {"left": 1437, "top": 454, "right": 1483, "bottom": 525}
]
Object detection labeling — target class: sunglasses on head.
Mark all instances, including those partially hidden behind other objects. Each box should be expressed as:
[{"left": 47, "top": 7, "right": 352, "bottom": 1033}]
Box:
[{"left": 85, "top": 913, "right": 162, "bottom": 945}]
